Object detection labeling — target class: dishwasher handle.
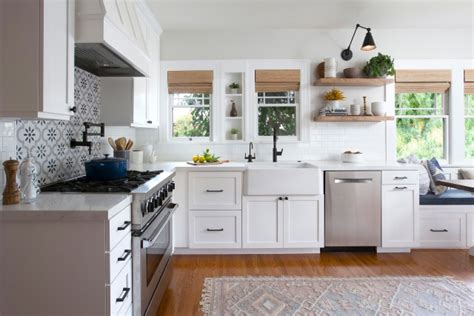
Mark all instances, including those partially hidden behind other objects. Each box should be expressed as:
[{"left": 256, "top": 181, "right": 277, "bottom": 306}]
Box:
[{"left": 334, "top": 178, "right": 373, "bottom": 184}]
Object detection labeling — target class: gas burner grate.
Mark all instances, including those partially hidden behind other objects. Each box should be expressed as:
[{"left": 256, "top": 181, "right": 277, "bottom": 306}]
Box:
[{"left": 41, "top": 170, "right": 163, "bottom": 193}]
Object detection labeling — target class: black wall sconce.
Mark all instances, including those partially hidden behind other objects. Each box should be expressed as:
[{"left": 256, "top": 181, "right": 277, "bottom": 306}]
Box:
[{"left": 341, "top": 24, "right": 376, "bottom": 61}]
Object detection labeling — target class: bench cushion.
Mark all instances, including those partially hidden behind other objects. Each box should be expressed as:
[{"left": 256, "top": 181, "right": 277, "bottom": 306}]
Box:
[{"left": 420, "top": 189, "right": 474, "bottom": 205}]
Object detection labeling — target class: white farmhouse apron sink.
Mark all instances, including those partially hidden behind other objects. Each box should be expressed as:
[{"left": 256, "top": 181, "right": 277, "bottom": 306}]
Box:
[{"left": 244, "top": 162, "right": 322, "bottom": 195}]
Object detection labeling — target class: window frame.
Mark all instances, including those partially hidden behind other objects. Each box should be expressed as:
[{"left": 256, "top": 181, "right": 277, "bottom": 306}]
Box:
[
  {"left": 255, "top": 91, "right": 300, "bottom": 141},
  {"left": 395, "top": 91, "right": 450, "bottom": 161},
  {"left": 168, "top": 92, "right": 213, "bottom": 142},
  {"left": 464, "top": 93, "right": 474, "bottom": 159}
]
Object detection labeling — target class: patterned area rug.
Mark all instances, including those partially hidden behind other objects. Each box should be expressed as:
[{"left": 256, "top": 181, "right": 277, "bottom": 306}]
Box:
[{"left": 200, "top": 276, "right": 474, "bottom": 315}]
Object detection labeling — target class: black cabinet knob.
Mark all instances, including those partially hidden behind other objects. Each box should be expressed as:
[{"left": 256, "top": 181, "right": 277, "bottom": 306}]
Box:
[{"left": 147, "top": 120, "right": 152, "bottom": 124}]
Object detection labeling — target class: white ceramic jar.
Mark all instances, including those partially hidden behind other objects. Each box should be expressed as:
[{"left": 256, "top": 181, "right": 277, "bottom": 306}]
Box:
[{"left": 324, "top": 57, "right": 337, "bottom": 78}]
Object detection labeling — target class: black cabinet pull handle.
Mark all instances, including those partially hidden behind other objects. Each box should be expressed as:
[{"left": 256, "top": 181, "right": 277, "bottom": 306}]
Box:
[
  {"left": 206, "top": 189, "right": 224, "bottom": 193},
  {"left": 117, "top": 221, "right": 131, "bottom": 231},
  {"left": 117, "top": 249, "right": 131, "bottom": 262},
  {"left": 394, "top": 186, "right": 408, "bottom": 190},
  {"left": 147, "top": 120, "right": 152, "bottom": 124},
  {"left": 116, "top": 287, "right": 130, "bottom": 302},
  {"left": 430, "top": 229, "right": 448, "bottom": 233},
  {"left": 206, "top": 228, "right": 224, "bottom": 232},
  {"left": 394, "top": 176, "right": 408, "bottom": 180}
]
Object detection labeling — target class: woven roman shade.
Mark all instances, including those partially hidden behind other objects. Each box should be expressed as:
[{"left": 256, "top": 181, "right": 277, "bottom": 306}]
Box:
[
  {"left": 168, "top": 70, "right": 213, "bottom": 94},
  {"left": 255, "top": 69, "right": 300, "bottom": 92},
  {"left": 464, "top": 70, "right": 474, "bottom": 94},
  {"left": 395, "top": 69, "right": 451, "bottom": 93}
]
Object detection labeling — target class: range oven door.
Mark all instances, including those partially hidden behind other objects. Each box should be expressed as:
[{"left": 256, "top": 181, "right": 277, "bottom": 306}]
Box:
[{"left": 133, "top": 202, "right": 178, "bottom": 316}]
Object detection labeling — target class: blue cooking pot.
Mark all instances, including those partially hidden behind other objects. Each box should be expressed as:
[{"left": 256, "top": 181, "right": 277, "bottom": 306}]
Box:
[{"left": 84, "top": 154, "right": 127, "bottom": 181}]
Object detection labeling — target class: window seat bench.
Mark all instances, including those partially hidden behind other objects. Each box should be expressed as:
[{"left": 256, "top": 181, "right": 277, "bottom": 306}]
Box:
[
  {"left": 418, "top": 190, "right": 474, "bottom": 249},
  {"left": 420, "top": 189, "right": 474, "bottom": 205}
]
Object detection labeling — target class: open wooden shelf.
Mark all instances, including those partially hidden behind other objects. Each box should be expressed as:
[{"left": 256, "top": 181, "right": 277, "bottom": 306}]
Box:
[
  {"left": 313, "top": 78, "right": 394, "bottom": 87},
  {"left": 314, "top": 115, "right": 394, "bottom": 122}
]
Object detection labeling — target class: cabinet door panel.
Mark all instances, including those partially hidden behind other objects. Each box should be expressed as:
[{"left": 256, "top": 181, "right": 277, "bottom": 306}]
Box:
[
  {"left": 243, "top": 196, "right": 282, "bottom": 248},
  {"left": 382, "top": 185, "right": 419, "bottom": 248},
  {"left": 133, "top": 78, "right": 148, "bottom": 125},
  {"left": 284, "top": 196, "right": 323, "bottom": 248},
  {"left": 42, "top": 0, "right": 74, "bottom": 118}
]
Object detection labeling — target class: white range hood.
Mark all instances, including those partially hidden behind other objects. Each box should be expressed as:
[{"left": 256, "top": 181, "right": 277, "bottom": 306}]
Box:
[{"left": 75, "top": 0, "right": 153, "bottom": 77}]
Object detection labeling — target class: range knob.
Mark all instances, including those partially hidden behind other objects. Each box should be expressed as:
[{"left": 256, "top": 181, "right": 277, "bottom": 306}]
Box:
[
  {"left": 141, "top": 202, "right": 148, "bottom": 216},
  {"left": 147, "top": 199, "right": 155, "bottom": 213},
  {"left": 153, "top": 195, "right": 159, "bottom": 208},
  {"left": 160, "top": 190, "right": 166, "bottom": 200},
  {"left": 167, "top": 183, "right": 175, "bottom": 192}
]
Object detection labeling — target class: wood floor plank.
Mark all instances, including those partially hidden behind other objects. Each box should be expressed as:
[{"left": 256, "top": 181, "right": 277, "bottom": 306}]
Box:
[{"left": 156, "top": 250, "right": 474, "bottom": 315}]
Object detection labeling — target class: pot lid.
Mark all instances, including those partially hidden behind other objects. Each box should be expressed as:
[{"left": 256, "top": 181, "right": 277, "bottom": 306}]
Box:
[{"left": 86, "top": 154, "right": 126, "bottom": 164}]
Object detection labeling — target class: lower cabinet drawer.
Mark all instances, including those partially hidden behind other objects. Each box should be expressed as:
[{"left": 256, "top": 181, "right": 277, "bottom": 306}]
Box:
[
  {"left": 382, "top": 171, "right": 418, "bottom": 185},
  {"left": 420, "top": 213, "right": 467, "bottom": 248},
  {"left": 109, "top": 205, "right": 132, "bottom": 251},
  {"left": 108, "top": 260, "right": 132, "bottom": 316},
  {"left": 108, "top": 234, "right": 132, "bottom": 283},
  {"left": 189, "top": 211, "right": 242, "bottom": 248}
]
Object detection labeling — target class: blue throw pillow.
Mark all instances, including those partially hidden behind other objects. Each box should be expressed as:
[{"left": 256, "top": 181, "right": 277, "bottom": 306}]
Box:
[
  {"left": 425, "top": 160, "right": 447, "bottom": 195},
  {"left": 430, "top": 157, "right": 444, "bottom": 172}
]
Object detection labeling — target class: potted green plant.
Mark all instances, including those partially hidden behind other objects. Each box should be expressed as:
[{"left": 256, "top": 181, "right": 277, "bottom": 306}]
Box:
[
  {"left": 229, "top": 82, "right": 240, "bottom": 94},
  {"left": 363, "top": 53, "right": 395, "bottom": 78},
  {"left": 323, "top": 87, "right": 346, "bottom": 109},
  {"left": 229, "top": 128, "right": 239, "bottom": 140}
]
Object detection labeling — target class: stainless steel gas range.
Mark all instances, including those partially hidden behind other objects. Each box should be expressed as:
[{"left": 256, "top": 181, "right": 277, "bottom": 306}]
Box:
[
  {"left": 41, "top": 169, "right": 178, "bottom": 316},
  {"left": 130, "top": 170, "right": 177, "bottom": 316}
]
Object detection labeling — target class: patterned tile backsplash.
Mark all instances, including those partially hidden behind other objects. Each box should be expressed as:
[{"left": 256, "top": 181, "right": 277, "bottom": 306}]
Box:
[{"left": 15, "top": 68, "right": 102, "bottom": 185}]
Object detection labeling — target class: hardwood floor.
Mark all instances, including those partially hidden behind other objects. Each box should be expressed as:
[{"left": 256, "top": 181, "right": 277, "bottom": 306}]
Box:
[{"left": 156, "top": 250, "right": 474, "bottom": 315}]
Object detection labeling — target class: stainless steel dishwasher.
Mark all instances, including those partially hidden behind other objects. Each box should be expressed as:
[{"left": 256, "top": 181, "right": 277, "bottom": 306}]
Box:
[{"left": 325, "top": 171, "right": 381, "bottom": 247}]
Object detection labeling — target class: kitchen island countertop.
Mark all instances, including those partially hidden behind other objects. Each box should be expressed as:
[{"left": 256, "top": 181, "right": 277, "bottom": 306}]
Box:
[{"left": 0, "top": 193, "right": 132, "bottom": 220}]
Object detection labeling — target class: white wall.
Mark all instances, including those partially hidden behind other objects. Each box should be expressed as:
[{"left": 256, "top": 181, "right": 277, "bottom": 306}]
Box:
[
  {"left": 160, "top": 28, "right": 473, "bottom": 61},
  {"left": 142, "top": 25, "right": 473, "bottom": 163}
]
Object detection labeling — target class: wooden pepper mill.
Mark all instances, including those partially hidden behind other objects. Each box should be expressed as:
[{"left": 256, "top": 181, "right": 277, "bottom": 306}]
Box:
[{"left": 3, "top": 159, "right": 20, "bottom": 205}]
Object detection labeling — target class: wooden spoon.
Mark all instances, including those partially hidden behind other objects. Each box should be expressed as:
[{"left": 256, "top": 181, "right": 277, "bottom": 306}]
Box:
[
  {"left": 116, "top": 137, "right": 127, "bottom": 151},
  {"left": 125, "top": 139, "right": 134, "bottom": 150},
  {"left": 108, "top": 137, "right": 117, "bottom": 151}
]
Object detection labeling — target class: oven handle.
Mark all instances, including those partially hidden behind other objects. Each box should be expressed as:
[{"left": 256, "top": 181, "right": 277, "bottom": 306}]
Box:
[{"left": 142, "top": 203, "right": 178, "bottom": 249}]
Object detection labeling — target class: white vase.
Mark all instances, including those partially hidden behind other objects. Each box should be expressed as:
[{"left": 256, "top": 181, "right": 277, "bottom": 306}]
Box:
[
  {"left": 230, "top": 134, "right": 238, "bottom": 140},
  {"left": 327, "top": 100, "right": 341, "bottom": 110},
  {"left": 230, "top": 88, "right": 239, "bottom": 94}
]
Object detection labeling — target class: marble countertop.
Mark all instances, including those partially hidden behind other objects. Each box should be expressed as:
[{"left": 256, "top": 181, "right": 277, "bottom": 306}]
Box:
[
  {"left": 129, "top": 160, "right": 418, "bottom": 172},
  {"left": 0, "top": 193, "right": 132, "bottom": 220}
]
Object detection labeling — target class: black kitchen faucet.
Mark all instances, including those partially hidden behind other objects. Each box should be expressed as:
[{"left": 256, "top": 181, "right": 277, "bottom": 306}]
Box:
[{"left": 70, "top": 122, "right": 105, "bottom": 154}]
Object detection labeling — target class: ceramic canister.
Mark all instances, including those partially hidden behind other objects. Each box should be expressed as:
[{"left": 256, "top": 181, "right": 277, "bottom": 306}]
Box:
[
  {"left": 324, "top": 58, "right": 337, "bottom": 78},
  {"left": 371, "top": 102, "right": 386, "bottom": 116},
  {"left": 350, "top": 104, "right": 361, "bottom": 116},
  {"left": 130, "top": 150, "right": 144, "bottom": 164}
]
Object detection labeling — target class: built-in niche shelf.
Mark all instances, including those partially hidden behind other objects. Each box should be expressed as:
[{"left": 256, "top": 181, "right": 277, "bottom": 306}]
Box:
[
  {"left": 313, "top": 78, "right": 394, "bottom": 87},
  {"left": 222, "top": 71, "right": 245, "bottom": 141},
  {"left": 314, "top": 115, "right": 395, "bottom": 122}
]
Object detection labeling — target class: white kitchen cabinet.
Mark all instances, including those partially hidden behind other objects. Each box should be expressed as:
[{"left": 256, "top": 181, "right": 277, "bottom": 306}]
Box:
[
  {"left": 189, "top": 211, "right": 241, "bottom": 248},
  {"left": 381, "top": 184, "right": 419, "bottom": 248},
  {"left": 420, "top": 212, "right": 466, "bottom": 248},
  {"left": 188, "top": 172, "right": 242, "bottom": 210},
  {"left": 101, "top": 27, "right": 160, "bottom": 128},
  {"left": 0, "top": 0, "right": 75, "bottom": 120},
  {"left": 243, "top": 196, "right": 283, "bottom": 248},
  {"left": 243, "top": 195, "right": 323, "bottom": 249},
  {"left": 283, "top": 196, "right": 324, "bottom": 248}
]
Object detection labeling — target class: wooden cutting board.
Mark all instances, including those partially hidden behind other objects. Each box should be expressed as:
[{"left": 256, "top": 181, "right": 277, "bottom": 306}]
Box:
[{"left": 186, "top": 160, "right": 229, "bottom": 166}]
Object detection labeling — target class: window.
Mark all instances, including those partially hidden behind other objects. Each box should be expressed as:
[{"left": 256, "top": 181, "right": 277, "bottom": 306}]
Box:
[
  {"left": 465, "top": 94, "right": 474, "bottom": 159},
  {"left": 170, "top": 93, "right": 211, "bottom": 139},
  {"left": 257, "top": 91, "right": 298, "bottom": 137},
  {"left": 395, "top": 69, "right": 451, "bottom": 160},
  {"left": 395, "top": 92, "right": 448, "bottom": 159}
]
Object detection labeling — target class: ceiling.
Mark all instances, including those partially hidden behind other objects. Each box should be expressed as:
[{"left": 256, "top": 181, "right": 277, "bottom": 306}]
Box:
[{"left": 146, "top": 0, "right": 473, "bottom": 31}]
